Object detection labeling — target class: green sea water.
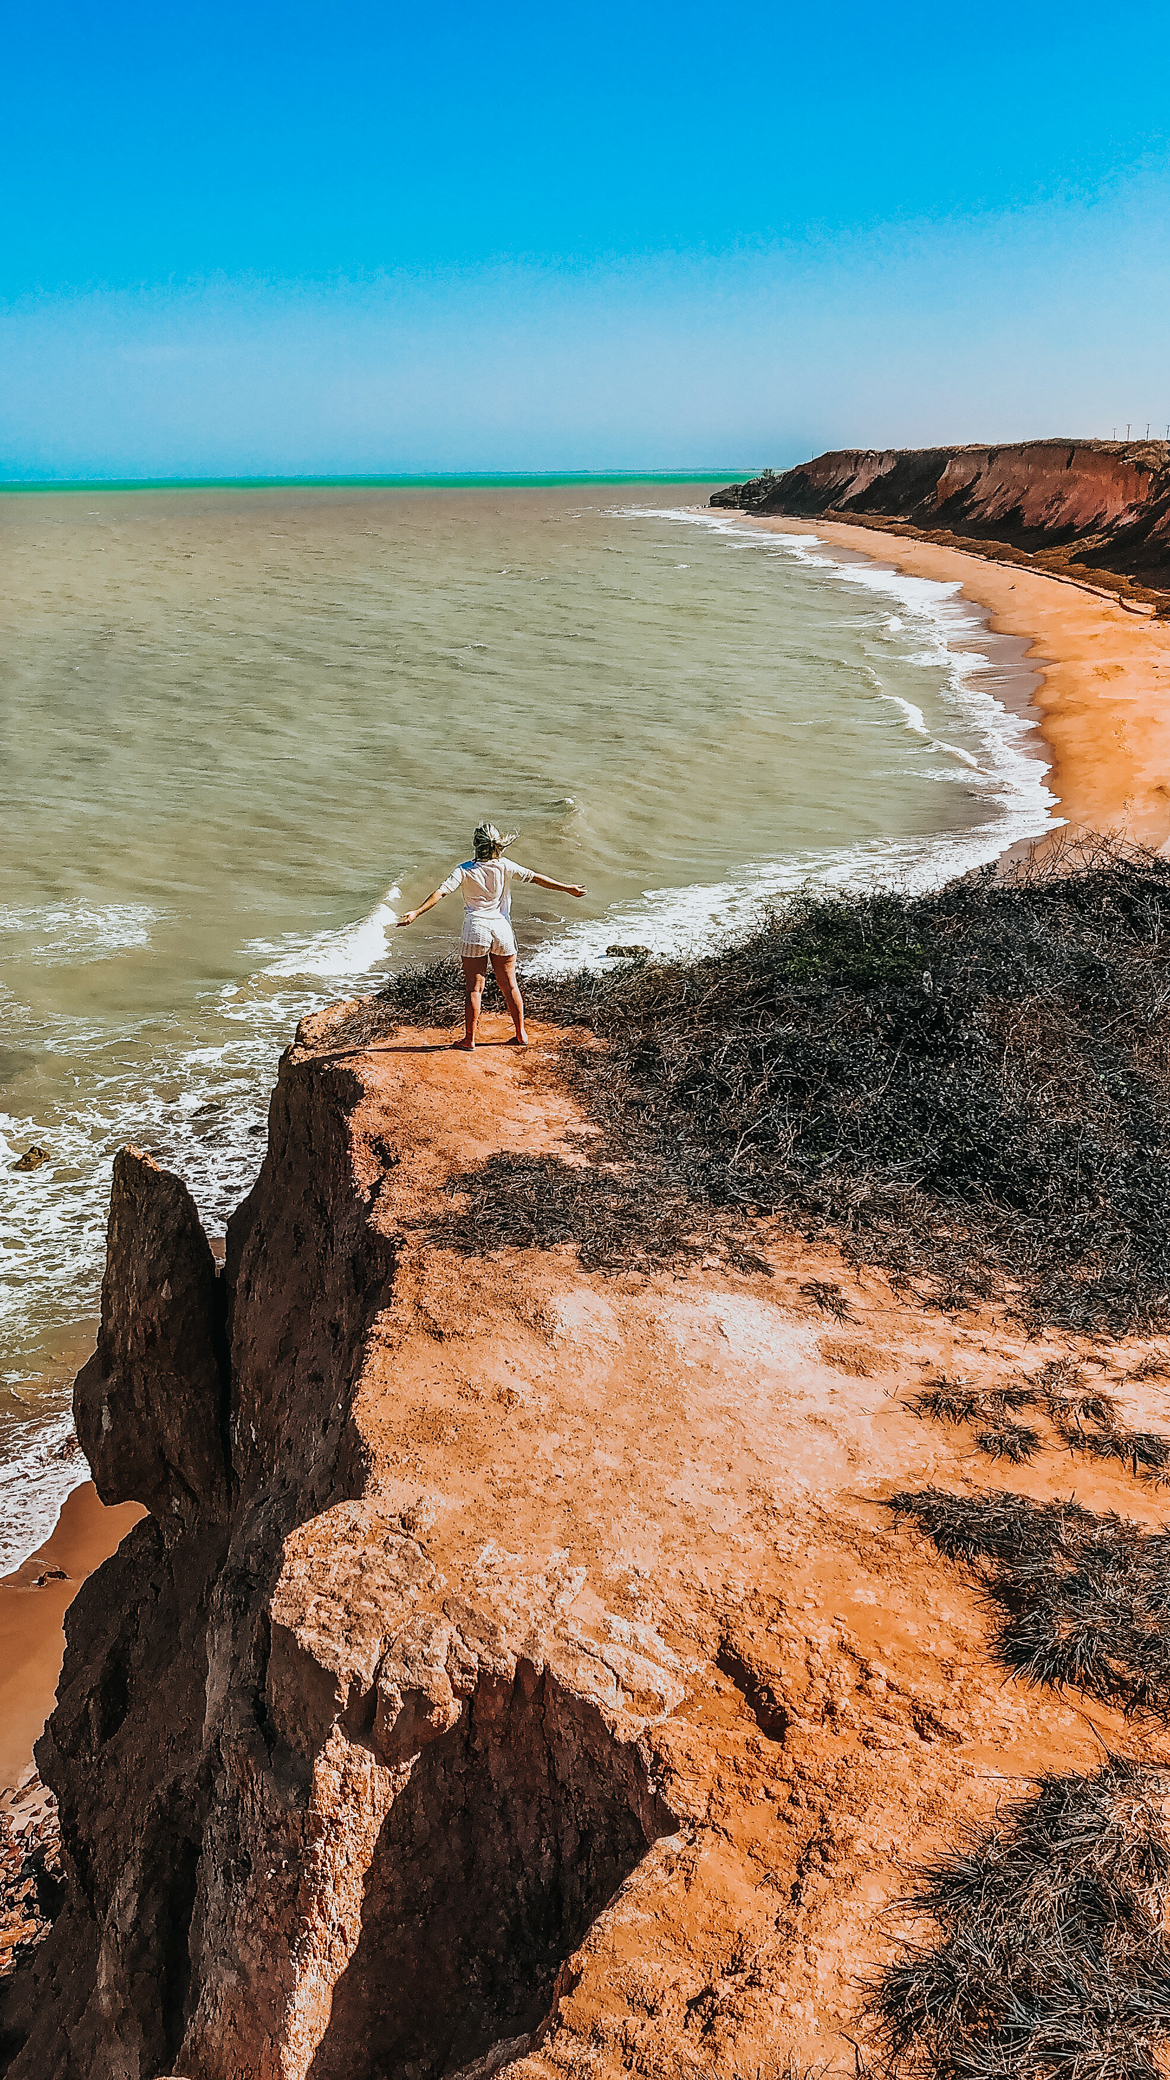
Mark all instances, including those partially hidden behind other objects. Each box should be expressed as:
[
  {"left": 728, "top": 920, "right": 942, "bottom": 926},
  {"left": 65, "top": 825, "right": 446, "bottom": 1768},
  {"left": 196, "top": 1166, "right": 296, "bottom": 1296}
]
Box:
[{"left": 0, "top": 470, "right": 750, "bottom": 494}]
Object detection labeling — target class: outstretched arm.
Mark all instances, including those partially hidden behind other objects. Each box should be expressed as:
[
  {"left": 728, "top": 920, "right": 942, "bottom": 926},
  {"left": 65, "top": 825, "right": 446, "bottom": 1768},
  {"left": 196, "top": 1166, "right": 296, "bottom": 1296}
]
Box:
[
  {"left": 529, "top": 872, "right": 586, "bottom": 897},
  {"left": 396, "top": 886, "right": 450, "bottom": 927}
]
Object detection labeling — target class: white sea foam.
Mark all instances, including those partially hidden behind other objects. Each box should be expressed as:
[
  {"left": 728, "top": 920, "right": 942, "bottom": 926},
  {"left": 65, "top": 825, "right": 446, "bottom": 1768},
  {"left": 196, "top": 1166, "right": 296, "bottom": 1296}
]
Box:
[
  {"left": 880, "top": 692, "right": 984, "bottom": 769},
  {"left": 0, "top": 1408, "right": 84, "bottom": 1578},
  {"left": 251, "top": 888, "right": 401, "bottom": 979},
  {"left": 0, "top": 902, "right": 160, "bottom": 962},
  {"left": 934, "top": 739, "right": 983, "bottom": 771},
  {"left": 885, "top": 693, "right": 930, "bottom": 737}
]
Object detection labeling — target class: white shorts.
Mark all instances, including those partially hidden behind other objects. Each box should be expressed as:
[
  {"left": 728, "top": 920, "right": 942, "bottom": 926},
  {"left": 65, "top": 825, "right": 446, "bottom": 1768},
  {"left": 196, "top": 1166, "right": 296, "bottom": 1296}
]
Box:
[{"left": 461, "top": 915, "right": 517, "bottom": 958}]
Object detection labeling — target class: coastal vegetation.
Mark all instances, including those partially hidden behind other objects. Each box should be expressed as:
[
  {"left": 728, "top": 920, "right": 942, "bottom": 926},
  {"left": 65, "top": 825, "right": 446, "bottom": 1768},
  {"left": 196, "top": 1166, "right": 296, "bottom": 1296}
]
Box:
[
  {"left": 369, "top": 838, "right": 1170, "bottom": 1334},
  {"left": 887, "top": 1488, "right": 1170, "bottom": 1719},
  {"left": 867, "top": 1758, "right": 1170, "bottom": 2080}
]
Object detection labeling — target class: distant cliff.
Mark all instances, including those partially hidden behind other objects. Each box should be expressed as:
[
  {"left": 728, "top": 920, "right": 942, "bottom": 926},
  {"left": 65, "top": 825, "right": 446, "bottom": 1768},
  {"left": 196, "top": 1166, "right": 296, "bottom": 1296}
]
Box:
[{"left": 712, "top": 440, "right": 1170, "bottom": 604}]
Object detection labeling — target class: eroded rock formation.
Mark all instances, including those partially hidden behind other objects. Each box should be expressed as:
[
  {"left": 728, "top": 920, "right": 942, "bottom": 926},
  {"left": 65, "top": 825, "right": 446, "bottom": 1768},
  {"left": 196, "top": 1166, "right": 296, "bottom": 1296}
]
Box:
[
  {"left": 5, "top": 1003, "right": 1170, "bottom": 2078},
  {"left": 75, "top": 1148, "right": 229, "bottom": 1537},
  {"left": 0, "top": 1019, "right": 679, "bottom": 2080},
  {"left": 712, "top": 439, "right": 1170, "bottom": 600}
]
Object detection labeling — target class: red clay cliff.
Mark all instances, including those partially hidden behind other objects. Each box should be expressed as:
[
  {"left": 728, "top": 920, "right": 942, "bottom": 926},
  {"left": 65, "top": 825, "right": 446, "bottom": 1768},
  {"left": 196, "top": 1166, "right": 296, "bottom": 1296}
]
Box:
[
  {"left": 712, "top": 440, "right": 1170, "bottom": 605},
  {"left": 3, "top": 1007, "right": 1170, "bottom": 2079}
]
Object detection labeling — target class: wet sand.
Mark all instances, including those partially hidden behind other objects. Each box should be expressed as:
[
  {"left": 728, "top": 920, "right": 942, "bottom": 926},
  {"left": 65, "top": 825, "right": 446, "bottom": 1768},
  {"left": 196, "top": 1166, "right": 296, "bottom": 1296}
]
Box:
[
  {"left": 747, "top": 514, "right": 1170, "bottom": 852},
  {"left": 0, "top": 1484, "right": 143, "bottom": 1793}
]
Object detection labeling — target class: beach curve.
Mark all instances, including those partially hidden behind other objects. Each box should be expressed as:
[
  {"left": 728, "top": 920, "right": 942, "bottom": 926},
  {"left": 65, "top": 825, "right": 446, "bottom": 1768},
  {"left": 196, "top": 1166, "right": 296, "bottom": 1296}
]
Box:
[{"left": 736, "top": 512, "right": 1170, "bottom": 855}]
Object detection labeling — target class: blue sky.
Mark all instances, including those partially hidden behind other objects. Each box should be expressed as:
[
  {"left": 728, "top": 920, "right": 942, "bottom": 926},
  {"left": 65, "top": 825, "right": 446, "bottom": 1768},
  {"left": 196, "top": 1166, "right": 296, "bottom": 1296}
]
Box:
[{"left": 3, "top": 0, "right": 1168, "bottom": 476}]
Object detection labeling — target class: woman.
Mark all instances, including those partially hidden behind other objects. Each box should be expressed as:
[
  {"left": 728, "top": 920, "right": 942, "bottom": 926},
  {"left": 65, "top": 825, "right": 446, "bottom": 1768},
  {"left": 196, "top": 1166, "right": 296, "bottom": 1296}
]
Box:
[{"left": 396, "top": 822, "right": 586, "bottom": 1049}]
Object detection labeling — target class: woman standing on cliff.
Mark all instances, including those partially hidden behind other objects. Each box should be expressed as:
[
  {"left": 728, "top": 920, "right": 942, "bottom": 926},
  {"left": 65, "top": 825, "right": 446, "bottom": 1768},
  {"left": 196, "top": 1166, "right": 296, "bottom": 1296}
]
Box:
[{"left": 396, "top": 822, "right": 585, "bottom": 1050}]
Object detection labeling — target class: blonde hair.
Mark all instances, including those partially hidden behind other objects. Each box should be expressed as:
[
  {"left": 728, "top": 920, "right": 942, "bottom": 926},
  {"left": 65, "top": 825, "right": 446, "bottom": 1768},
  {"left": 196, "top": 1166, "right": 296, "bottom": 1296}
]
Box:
[{"left": 473, "top": 822, "right": 517, "bottom": 861}]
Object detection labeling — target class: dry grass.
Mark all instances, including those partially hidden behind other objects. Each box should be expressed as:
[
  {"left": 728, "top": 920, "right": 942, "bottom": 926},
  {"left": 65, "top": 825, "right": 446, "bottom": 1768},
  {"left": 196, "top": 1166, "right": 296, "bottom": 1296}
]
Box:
[
  {"left": 887, "top": 1489, "right": 1170, "bottom": 1718},
  {"left": 904, "top": 1361, "right": 1170, "bottom": 1488},
  {"left": 425, "top": 1151, "right": 771, "bottom": 1277},
  {"left": 1077, "top": 1429, "right": 1170, "bottom": 1479},
  {"left": 866, "top": 1758, "right": 1170, "bottom": 2079},
  {"left": 973, "top": 1419, "right": 1042, "bottom": 1465},
  {"left": 345, "top": 842, "right": 1170, "bottom": 1330},
  {"left": 1128, "top": 1355, "right": 1170, "bottom": 1383},
  {"left": 799, "top": 1280, "right": 853, "bottom": 1320},
  {"left": 907, "top": 1379, "right": 989, "bottom": 1425}
]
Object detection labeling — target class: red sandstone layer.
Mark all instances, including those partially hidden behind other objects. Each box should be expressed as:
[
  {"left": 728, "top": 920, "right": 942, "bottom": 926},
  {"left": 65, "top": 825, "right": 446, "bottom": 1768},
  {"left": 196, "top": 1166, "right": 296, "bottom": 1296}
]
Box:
[{"left": 712, "top": 440, "right": 1170, "bottom": 606}]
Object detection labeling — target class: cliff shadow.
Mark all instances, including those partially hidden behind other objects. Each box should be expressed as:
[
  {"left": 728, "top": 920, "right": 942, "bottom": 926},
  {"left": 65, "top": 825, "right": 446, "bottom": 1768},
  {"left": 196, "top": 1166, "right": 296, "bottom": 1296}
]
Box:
[{"left": 307, "top": 1662, "right": 674, "bottom": 2080}]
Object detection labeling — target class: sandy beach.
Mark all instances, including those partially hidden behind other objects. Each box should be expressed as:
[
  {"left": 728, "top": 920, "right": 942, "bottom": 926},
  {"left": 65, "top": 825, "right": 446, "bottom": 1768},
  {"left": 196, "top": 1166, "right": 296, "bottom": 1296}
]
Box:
[
  {"left": 0, "top": 1486, "right": 142, "bottom": 1795},
  {"left": 748, "top": 514, "right": 1170, "bottom": 852}
]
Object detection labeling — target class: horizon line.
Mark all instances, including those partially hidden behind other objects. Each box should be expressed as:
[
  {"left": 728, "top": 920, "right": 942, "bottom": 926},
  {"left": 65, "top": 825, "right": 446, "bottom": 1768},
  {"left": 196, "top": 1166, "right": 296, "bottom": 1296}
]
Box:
[{"left": 0, "top": 467, "right": 752, "bottom": 495}]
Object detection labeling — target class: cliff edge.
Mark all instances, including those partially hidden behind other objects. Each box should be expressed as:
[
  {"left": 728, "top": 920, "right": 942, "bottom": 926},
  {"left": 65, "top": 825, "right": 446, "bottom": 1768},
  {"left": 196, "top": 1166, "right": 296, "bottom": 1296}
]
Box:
[
  {"left": 712, "top": 439, "right": 1170, "bottom": 604},
  {"left": 4, "top": 1003, "right": 1170, "bottom": 2078}
]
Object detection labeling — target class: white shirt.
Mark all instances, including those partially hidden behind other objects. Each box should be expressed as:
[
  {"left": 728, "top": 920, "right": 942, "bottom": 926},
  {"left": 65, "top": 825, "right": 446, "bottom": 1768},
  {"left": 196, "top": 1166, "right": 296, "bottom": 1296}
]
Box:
[{"left": 438, "top": 857, "right": 536, "bottom": 919}]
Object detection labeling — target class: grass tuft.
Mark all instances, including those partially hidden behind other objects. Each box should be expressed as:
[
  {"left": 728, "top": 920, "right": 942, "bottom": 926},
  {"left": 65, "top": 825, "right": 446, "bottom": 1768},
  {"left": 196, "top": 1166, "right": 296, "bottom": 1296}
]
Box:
[
  {"left": 887, "top": 1488, "right": 1170, "bottom": 1717},
  {"left": 867, "top": 1758, "right": 1170, "bottom": 2079},
  {"left": 906, "top": 1378, "right": 982, "bottom": 1424},
  {"left": 799, "top": 1279, "right": 853, "bottom": 1319},
  {"left": 1128, "top": 1353, "right": 1170, "bottom": 1383},
  {"left": 1076, "top": 1429, "right": 1170, "bottom": 1480},
  {"left": 1047, "top": 1386, "right": 1122, "bottom": 1429},
  {"left": 974, "top": 1420, "right": 1042, "bottom": 1464}
]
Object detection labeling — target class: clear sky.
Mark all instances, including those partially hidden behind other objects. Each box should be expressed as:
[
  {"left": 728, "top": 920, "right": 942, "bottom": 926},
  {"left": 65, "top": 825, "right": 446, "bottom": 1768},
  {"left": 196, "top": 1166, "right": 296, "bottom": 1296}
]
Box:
[{"left": 3, "top": 0, "right": 1168, "bottom": 477}]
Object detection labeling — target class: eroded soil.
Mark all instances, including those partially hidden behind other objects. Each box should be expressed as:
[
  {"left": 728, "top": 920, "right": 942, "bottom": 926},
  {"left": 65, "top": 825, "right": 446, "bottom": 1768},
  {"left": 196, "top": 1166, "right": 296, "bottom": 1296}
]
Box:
[
  {"left": 7, "top": 1002, "right": 1170, "bottom": 2080},
  {"left": 300, "top": 1008, "right": 1170, "bottom": 2076}
]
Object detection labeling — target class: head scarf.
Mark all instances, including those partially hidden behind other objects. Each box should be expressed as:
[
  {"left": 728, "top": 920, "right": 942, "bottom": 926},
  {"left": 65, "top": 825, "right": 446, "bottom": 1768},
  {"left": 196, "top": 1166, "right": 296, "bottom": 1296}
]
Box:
[{"left": 473, "top": 822, "right": 518, "bottom": 860}]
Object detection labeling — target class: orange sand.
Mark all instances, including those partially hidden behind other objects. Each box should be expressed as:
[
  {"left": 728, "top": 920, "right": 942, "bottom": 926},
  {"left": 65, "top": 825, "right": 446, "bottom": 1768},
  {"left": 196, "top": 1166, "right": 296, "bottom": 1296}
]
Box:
[
  {"left": 0, "top": 1484, "right": 143, "bottom": 1793},
  {"left": 745, "top": 514, "right": 1170, "bottom": 853}
]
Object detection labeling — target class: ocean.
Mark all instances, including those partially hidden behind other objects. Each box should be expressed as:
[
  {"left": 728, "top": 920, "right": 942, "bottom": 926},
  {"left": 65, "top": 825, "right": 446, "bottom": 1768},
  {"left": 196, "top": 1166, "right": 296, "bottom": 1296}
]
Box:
[{"left": 0, "top": 479, "right": 1056, "bottom": 1568}]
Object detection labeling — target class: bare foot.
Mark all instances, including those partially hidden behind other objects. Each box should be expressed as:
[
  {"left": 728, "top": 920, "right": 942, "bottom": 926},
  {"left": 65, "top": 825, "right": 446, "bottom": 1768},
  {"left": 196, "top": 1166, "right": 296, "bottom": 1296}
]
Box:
[
  {"left": 508, "top": 1032, "right": 530, "bottom": 1047},
  {"left": 451, "top": 1039, "right": 475, "bottom": 1051}
]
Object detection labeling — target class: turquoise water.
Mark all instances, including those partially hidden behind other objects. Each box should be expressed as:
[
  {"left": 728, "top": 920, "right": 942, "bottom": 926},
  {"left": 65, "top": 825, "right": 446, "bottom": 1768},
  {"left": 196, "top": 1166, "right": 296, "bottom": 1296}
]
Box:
[
  {"left": 0, "top": 479, "right": 1055, "bottom": 1566},
  {"left": 0, "top": 470, "right": 751, "bottom": 493}
]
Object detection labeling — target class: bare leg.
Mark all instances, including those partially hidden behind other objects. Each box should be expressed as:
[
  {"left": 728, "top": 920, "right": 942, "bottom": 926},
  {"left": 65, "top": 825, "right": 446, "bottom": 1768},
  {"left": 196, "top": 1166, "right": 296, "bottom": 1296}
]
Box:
[
  {"left": 492, "top": 953, "right": 528, "bottom": 1044},
  {"left": 458, "top": 955, "right": 488, "bottom": 1048}
]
